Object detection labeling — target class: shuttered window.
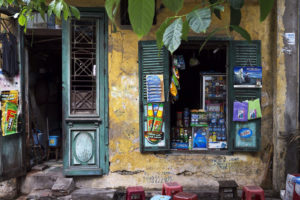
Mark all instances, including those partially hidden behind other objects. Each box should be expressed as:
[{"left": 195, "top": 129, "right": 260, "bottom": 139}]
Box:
[
  {"left": 139, "top": 40, "right": 262, "bottom": 153},
  {"left": 138, "top": 41, "right": 170, "bottom": 152},
  {"left": 228, "top": 41, "right": 261, "bottom": 152}
]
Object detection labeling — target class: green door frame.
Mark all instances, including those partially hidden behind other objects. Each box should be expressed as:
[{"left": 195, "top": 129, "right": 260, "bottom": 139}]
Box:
[{"left": 62, "top": 8, "right": 109, "bottom": 175}]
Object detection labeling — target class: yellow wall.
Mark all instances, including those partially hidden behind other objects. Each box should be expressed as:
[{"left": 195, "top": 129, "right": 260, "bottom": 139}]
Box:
[{"left": 69, "top": 1, "right": 275, "bottom": 189}]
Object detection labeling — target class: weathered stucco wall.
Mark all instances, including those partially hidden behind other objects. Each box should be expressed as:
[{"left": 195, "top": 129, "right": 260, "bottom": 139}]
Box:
[{"left": 69, "top": 0, "right": 277, "bottom": 190}]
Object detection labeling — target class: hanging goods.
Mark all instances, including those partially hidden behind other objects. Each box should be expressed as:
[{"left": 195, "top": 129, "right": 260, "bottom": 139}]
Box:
[
  {"left": 1, "top": 101, "right": 18, "bottom": 136},
  {"left": 147, "top": 103, "right": 154, "bottom": 131},
  {"left": 189, "top": 52, "right": 200, "bottom": 67},
  {"left": 146, "top": 75, "right": 164, "bottom": 102},
  {"left": 0, "top": 33, "right": 18, "bottom": 77},
  {"left": 233, "top": 101, "right": 248, "bottom": 121},
  {"left": 152, "top": 103, "right": 164, "bottom": 132},
  {"left": 247, "top": 98, "right": 262, "bottom": 120},
  {"left": 170, "top": 66, "right": 180, "bottom": 101},
  {"left": 173, "top": 55, "right": 185, "bottom": 70}
]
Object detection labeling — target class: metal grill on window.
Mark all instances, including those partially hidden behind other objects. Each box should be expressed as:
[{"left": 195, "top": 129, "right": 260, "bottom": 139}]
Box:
[{"left": 70, "top": 19, "right": 97, "bottom": 114}]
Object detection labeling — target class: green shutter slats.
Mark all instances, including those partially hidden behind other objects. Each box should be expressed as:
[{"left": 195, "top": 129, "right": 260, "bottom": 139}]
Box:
[
  {"left": 233, "top": 89, "right": 260, "bottom": 101},
  {"left": 140, "top": 43, "right": 168, "bottom": 102},
  {"left": 139, "top": 41, "right": 170, "bottom": 152},
  {"left": 232, "top": 43, "right": 260, "bottom": 66},
  {"left": 228, "top": 40, "right": 261, "bottom": 152}
]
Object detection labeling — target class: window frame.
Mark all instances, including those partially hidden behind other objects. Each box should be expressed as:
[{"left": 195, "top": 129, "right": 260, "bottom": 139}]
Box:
[{"left": 139, "top": 38, "right": 262, "bottom": 153}]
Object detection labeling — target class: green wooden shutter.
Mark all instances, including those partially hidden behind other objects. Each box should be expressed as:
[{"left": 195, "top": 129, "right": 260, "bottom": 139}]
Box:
[
  {"left": 138, "top": 41, "right": 170, "bottom": 152},
  {"left": 228, "top": 41, "right": 261, "bottom": 152}
]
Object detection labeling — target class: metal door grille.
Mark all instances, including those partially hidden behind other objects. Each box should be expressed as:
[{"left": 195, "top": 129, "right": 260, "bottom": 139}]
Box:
[{"left": 71, "top": 19, "right": 97, "bottom": 114}]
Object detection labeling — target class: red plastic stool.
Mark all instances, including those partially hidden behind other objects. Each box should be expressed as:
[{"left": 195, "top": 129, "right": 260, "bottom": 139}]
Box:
[
  {"left": 173, "top": 192, "right": 198, "bottom": 200},
  {"left": 162, "top": 182, "right": 183, "bottom": 197},
  {"left": 242, "top": 186, "right": 265, "bottom": 200},
  {"left": 126, "top": 186, "right": 145, "bottom": 200}
]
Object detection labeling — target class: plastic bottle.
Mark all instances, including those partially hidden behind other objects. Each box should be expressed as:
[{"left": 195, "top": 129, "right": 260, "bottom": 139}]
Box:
[
  {"left": 184, "top": 129, "right": 188, "bottom": 143},
  {"left": 221, "top": 125, "right": 226, "bottom": 141},
  {"left": 188, "top": 136, "right": 192, "bottom": 150},
  {"left": 217, "top": 125, "right": 221, "bottom": 141},
  {"left": 212, "top": 132, "right": 217, "bottom": 142}
]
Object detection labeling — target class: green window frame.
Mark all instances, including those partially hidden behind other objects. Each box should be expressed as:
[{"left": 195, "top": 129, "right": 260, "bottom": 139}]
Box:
[{"left": 139, "top": 40, "right": 262, "bottom": 153}]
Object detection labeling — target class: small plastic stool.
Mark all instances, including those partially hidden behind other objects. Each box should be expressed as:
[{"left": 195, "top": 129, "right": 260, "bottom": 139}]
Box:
[
  {"left": 162, "top": 182, "right": 183, "bottom": 197},
  {"left": 218, "top": 180, "right": 238, "bottom": 200},
  {"left": 126, "top": 186, "right": 145, "bottom": 200},
  {"left": 242, "top": 186, "right": 265, "bottom": 200},
  {"left": 173, "top": 192, "right": 198, "bottom": 200},
  {"left": 150, "top": 195, "right": 171, "bottom": 200}
]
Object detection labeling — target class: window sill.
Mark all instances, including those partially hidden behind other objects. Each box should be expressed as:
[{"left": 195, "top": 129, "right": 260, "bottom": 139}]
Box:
[{"left": 168, "top": 149, "right": 233, "bottom": 155}]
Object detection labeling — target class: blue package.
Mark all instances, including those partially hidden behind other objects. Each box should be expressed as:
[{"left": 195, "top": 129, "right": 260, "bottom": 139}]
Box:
[{"left": 193, "top": 132, "right": 207, "bottom": 148}]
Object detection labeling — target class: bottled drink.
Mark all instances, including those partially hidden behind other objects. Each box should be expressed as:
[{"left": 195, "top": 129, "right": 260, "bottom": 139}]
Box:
[
  {"left": 221, "top": 125, "right": 226, "bottom": 141},
  {"left": 184, "top": 129, "right": 188, "bottom": 143},
  {"left": 188, "top": 136, "right": 192, "bottom": 150}
]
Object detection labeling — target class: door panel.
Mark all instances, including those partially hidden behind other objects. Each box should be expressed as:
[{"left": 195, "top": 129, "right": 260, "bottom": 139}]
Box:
[
  {"left": 0, "top": 25, "right": 26, "bottom": 181},
  {"left": 62, "top": 10, "right": 108, "bottom": 176}
]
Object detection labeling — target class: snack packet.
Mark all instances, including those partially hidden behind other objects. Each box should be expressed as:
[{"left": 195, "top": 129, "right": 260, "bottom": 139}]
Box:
[{"left": 1, "top": 102, "right": 18, "bottom": 136}]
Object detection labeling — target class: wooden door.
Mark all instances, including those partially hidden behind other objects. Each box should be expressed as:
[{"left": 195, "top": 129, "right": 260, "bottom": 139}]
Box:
[{"left": 62, "top": 9, "right": 108, "bottom": 176}]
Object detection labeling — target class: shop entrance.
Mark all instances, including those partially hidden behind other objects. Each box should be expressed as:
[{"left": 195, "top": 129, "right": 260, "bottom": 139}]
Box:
[
  {"left": 170, "top": 41, "right": 228, "bottom": 150},
  {"left": 26, "top": 33, "right": 62, "bottom": 162}
]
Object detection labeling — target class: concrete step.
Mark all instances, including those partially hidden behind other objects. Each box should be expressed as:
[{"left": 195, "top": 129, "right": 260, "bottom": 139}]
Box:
[
  {"left": 70, "top": 188, "right": 117, "bottom": 200},
  {"left": 21, "top": 166, "right": 64, "bottom": 194},
  {"left": 51, "top": 177, "right": 75, "bottom": 197}
]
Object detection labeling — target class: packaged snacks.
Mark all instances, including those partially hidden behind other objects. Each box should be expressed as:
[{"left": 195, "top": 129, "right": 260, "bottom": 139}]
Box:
[
  {"left": 146, "top": 75, "right": 164, "bottom": 102},
  {"left": 173, "top": 55, "right": 185, "bottom": 70},
  {"left": 152, "top": 104, "right": 164, "bottom": 132},
  {"left": 1, "top": 90, "right": 18, "bottom": 105},
  {"left": 248, "top": 98, "right": 262, "bottom": 120},
  {"left": 147, "top": 103, "right": 154, "bottom": 131},
  {"left": 1, "top": 102, "right": 18, "bottom": 136},
  {"left": 233, "top": 101, "right": 248, "bottom": 122}
]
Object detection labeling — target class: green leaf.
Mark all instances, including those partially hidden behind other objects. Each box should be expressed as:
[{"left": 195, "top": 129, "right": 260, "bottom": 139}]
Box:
[
  {"left": 39, "top": 9, "right": 45, "bottom": 21},
  {"left": 162, "top": 0, "right": 184, "bottom": 14},
  {"left": 229, "top": 0, "right": 244, "bottom": 10},
  {"left": 105, "top": 0, "right": 120, "bottom": 22},
  {"left": 47, "top": 0, "right": 55, "bottom": 17},
  {"left": 0, "top": 0, "right": 4, "bottom": 7},
  {"left": 181, "top": 20, "right": 189, "bottom": 41},
  {"left": 187, "top": 8, "right": 211, "bottom": 33},
  {"left": 70, "top": 6, "right": 80, "bottom": 19},
  {"left": 229, "top": 6, "right": 241, "bottom": 31},
  {"left": 214, "top": 5, "right": 224, "bottom": 12},
  {"left": 259, "top": 0, "right": 275, "bottom": 22},
  {"left": 156, "top": 18, "right": 172, "bottom": 50},
  {"left": 54, "top": 1, "right": 63, "bottom": 19},
  {"left": 18, "top": 14, "right": 26, "bottom": 26},
  {"left": 7, "top": 0, "right": 13, "bottom": 4},
  {"left": 231, "top": 25, "right": 251, "bottom": 42},
  {"left": 62, "top": 2, "right": 70, "bottom": 20},
  {"left": 163, "top": 18, "right": 183, "bottom": 53},
  {"left": 128, "top": 0, "right": 155, "bottom": 38}
]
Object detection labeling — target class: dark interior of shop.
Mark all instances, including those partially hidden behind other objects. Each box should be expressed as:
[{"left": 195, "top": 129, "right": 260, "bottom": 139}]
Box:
[
  {"left": 170, "top": 41, "right": 227, "bottom": 124},
  {"left": 170, "top": 41, "right": 227, "bottom": 147},
  {"left": 26, "top": 35, "right": 62, "bottom": 157}
]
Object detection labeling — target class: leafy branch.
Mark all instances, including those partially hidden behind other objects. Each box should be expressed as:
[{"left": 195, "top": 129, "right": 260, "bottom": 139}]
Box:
[{"left": 106, "top": 0, "right": 275, "bottom": 53}]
